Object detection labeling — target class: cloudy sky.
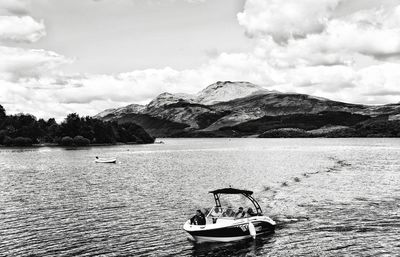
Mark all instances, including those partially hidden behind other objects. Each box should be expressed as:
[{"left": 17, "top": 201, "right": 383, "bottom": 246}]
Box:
[{"left": 1, "top": 0, "right": 400, "bottom": 120}]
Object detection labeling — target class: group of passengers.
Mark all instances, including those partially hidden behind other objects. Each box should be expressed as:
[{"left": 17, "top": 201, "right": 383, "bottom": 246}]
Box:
[
  {"left": 210, "top": 206, "right": 257, "bottom": 219},
  {"left": 233, "top": 207, "right": 257, "bottom": 219},
  {"left": 230, "top": 207, "right": 257, "bottom": 219},
  {"left": 190, "top": 207, "right": 257, "bottom": 225}
]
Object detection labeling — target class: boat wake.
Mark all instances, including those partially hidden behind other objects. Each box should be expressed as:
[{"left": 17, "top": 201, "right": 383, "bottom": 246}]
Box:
[
  {"left": 264, "top": 157, "right": 351, "bottom": 195},
  {"left": 301, "top": 157, "right": 351, "bottom": 178},
  {"left": 260, "top": 157, "right": 352, "bottom": 228}
]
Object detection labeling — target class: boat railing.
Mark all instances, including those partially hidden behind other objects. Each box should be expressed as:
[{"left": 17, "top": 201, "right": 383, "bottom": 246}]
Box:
[
  {"left": 206, "top": 206, "right": 260, "bottom": 223},
  {"left": 207, "top": 206, "right": 252, "bottom": 222},
  {"left": 205, "top": 206, "right": 230, "bottom": 224}
]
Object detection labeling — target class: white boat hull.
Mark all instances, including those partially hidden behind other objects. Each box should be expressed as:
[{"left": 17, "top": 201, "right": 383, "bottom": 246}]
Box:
[
  {"left": 95, "top": 158, "right": 116, "bottom": 163},
  {"left": 183, "top": 216, "right": 275, "bottom": 243},
  {"left": 190, "top": 235, "right": 251, "bottom": 243}
]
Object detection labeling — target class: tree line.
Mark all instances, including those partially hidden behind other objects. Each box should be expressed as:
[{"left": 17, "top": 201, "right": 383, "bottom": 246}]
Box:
[{"left": 0, "top": 105, "right": 154, "bottom": 146}]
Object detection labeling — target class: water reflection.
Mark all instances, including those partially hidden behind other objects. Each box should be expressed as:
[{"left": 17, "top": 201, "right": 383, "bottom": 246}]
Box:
[{"left": 190, "top": 235, "right": 275, "bottom": 257}]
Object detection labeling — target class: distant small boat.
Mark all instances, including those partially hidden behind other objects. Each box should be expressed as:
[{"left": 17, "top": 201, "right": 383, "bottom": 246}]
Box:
[{"left": 95, "top": 157, "right": 116, "bottom": 163}]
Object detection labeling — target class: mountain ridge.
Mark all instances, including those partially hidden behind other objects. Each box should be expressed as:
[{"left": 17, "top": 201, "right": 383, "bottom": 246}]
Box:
[{"left": 95, "top": 81, "right": 400, "bottom": 138}]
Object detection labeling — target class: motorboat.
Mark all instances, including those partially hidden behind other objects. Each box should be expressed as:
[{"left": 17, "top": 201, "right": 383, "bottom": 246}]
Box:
[
  {"left": 95, "top": 157, "right": 117, "bottom": 163},
  {"left": 183, "top": 187, "right": 276, "bottom": 242}
]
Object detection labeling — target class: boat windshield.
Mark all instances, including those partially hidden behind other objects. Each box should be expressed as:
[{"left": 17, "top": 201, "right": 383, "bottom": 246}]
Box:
[{"left": 206, "top": 206, "right": 244, "bottom": 220}]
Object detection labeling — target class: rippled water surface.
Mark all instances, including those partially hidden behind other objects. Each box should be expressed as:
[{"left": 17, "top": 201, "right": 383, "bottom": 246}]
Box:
[{"left": 0, "top": 138, "right": 399, "bottom": 256}]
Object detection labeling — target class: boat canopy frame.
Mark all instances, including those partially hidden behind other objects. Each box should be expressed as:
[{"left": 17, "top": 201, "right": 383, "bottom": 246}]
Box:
[{"left": 209, "top": 188, "right": 263, "bottom": 215}]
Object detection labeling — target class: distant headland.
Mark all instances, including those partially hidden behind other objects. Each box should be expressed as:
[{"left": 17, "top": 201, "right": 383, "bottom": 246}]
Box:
[{"left": 0, "top": 105, "right": 155, "bottom": 147}]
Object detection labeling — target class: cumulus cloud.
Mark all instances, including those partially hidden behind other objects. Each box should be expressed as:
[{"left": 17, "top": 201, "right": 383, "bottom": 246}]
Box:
[
  {"left": 0, "top": 0, "right": 29, "bottom": 15},
  {"left": 0, "top": 1, "right": 43, "bottom": 43},
  {"left": 237, "top": 0, "right": 341, "bottom": 43},
  {"left": 300, "top": 7, "right": 400, "bottom": 60},
  {"left": 356, "top": 63, "right": 400, "bottom": 95},
  {"left": 0, "top": 46, "right": 71, "bottom": 81},
  {"left": 252, "top": 38, "right": 353, "bottom": 68},
  {"left": 239, "top": 2, "right": 400, "bottom": 67},
  {"left": 0, "top": 16, "right": 45, "bottom": 43}
]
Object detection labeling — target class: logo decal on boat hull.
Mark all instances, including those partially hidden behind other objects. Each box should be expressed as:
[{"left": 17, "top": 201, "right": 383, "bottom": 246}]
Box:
[{"left": 237, "top": 224, "right": 249, "bottom": 232}]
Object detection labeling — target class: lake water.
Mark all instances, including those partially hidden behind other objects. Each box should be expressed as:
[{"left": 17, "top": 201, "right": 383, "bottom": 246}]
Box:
[{"left": 0, "top": 138, "right": 399, "bottom": 256}]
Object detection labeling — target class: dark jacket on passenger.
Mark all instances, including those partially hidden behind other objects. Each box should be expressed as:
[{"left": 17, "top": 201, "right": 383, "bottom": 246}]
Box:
[{"left": 190, "top": 214, "right": 206, "bottom": 225}]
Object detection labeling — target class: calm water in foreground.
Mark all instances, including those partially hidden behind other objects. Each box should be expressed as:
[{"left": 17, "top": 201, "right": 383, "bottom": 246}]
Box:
[{"left": 0, "top": 138, "right": 399, "bottom": 256}]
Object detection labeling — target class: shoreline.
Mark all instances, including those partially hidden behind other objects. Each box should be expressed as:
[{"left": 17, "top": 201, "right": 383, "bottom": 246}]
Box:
[
  {"left": 0, "top": 142, "right": 154, "bottom": 148},
  {"left": 1, "top": 137, "right": 399, "bottom": 149}
]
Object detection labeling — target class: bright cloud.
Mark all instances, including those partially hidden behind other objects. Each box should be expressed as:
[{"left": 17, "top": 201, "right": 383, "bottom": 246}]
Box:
[
  {"left": 237, "top": 0, "right": 341, "bottom": 43},
  {"left": 301, "top": 7, "right": 400, "bottom": 60},
  {"left": 0, "top": 16, "right": 45, "bottom": 43},
  {"left": 0, "top": 46, "right": 71, "bottom": 81}
]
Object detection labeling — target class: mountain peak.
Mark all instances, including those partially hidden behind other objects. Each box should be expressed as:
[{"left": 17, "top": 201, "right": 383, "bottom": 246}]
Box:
[
  {"left": 204, "top": 81, "right": 263, "bottom": 91},
  {"left": 195, "top": 81, "right": 270, "bottom": 105},
  {"left": 146, "top": 92, "right": 195, "bottom": 110}
]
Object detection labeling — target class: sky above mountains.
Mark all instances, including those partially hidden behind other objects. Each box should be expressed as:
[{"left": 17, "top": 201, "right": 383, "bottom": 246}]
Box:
[{"left": 1, "top": 0, "right": 400, "bottom": 120}]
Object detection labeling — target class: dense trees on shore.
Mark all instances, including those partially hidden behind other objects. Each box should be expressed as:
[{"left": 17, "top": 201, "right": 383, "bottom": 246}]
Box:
[{"left": 0, "top": 105, "right": 154, "bottom": 146}]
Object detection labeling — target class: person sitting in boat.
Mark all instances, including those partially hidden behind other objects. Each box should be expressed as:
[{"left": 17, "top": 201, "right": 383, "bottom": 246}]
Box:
[
  {"left": 222, "top": 207, "right": 234, "bottom": 217},
  {"left": 246, "top": 207, "right": 257, "bottom": 217},
  {"left": 210, "top": 207, "right": 222, "bottom": 223},
  {"left": 235, "top": 207, "right": 245, "bottom": 219},
  {"left": 190, "top": 210, "right": 206, "bottom": 225},
  {"left": 209, "top": 207, "right": 222, "bottom": 217}
]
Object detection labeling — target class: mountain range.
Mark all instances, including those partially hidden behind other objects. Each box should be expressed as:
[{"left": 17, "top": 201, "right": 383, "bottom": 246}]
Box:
[{"left": 95, "top": 81, "right": 400, "bottom": 138}]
